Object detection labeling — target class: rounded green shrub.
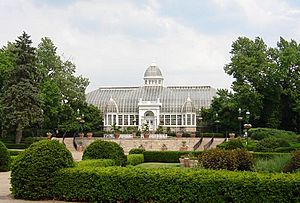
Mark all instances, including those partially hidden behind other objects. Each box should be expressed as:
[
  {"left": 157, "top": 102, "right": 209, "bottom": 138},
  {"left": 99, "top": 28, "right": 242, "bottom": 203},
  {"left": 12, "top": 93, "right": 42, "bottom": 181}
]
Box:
[
  {"left": 232, "top": 149, "right": 255, "bottom": 171},
  {"left": 11, "top": 140, "right": 74, "bottom": 200},
  {"left": 82, "top": 140, "right": 126, "bottom": 166},
  {"left": 199, "top": 148, "right": 254, "bottom": 171},
  {"left": 223, "top": 139, "right": 245, "bottom": 150},
  {"left": 0, "top": 141, "right": 10, "bottom": 172},
  {"left": 129, "top": 148, "right": 145, "bottom": 154},
  {"left": 284, "top": 150, "right": 300, "bottom": 172},
  {"left": 250, "top": 128, "right": 297, "bottom": 141},
  {"left": 255, "top": 137, "right": 290, "bottom": 152}
]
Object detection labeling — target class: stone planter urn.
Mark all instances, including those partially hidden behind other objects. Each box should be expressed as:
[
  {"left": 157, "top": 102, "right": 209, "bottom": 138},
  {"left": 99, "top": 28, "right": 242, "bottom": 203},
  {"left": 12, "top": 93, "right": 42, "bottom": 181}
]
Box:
[
  {"left": 191, "top": 133, "right": 196, "bottom": 138},
  {"left": 176, "top": 132, "right": 182, "bottom": 138},
  {"left": 77, "top": 144, "right": 83, "bottom": 152},
  {"left": 114, "top": 133, "right": 120, "bottom": 139},
  {"left": 87, "top": 132, "right": 93, "bottom": 139},
  {"left": 46, "top": 132, "right": 52, "bottom": 140},
  {"left": 229, "top": 133, "right": 235, "bottom": 139},
  {"left": 79, "top": 133, "right": 84, "bottom": 138},
  {"left": 143, "top": 133, "right": 150, "bottom": 139}
]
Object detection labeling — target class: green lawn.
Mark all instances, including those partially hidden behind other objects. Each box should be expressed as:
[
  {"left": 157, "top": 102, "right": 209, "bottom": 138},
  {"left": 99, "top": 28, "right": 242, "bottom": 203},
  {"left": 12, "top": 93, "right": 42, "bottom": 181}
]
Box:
[{"left": 135, "top": 162, "right": 180, "bottom": 168}]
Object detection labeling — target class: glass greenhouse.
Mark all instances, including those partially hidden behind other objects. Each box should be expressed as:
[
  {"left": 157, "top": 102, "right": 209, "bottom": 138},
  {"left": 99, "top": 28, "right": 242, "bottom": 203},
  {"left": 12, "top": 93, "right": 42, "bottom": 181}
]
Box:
[{"left": 86, "top": 63, "right": 216, "bottom": 132}]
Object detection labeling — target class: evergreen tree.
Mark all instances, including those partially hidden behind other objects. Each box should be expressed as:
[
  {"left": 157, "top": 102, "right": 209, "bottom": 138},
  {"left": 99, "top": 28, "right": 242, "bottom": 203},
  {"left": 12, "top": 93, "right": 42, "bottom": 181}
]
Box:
[{"left": 1, "top": 32, "right": 42, "bottom": 143}]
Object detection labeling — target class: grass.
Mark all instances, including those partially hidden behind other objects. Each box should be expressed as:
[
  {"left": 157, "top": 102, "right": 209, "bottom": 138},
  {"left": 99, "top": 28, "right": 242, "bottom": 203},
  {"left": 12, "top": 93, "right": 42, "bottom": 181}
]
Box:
[
  {"left": 76, "top": 159, "right": 116, "bottom": 168},
  {"left": 135, "top": 162, "right": 180, "bottom": 168},
  {"left": 253, "top": 154, "right": 291, "bottom": 173}
]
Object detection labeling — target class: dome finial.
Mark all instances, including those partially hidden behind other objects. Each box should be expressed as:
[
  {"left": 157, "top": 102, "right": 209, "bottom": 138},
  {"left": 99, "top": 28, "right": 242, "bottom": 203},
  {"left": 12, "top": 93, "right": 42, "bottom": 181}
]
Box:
[{"left": 151, "top": 61, "right": 156, "bottom": 67}]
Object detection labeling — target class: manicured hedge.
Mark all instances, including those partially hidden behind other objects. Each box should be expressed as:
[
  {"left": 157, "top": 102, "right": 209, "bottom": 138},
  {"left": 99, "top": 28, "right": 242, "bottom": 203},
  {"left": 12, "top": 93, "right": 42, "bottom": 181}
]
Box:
[
  {"left": 76, "top": 159, "right": 116, "bottom": 168},
  {"left": 250, "top": 128, "right": 297, "bottom": 141},
  {"left": 129, "top": 148, "right": 145, "bottom": 154},
  {"left": 0, "top": 141, "right": 10, "bottom": 172},
  {"left": 143, "top": 151, "right": 203, "bottom": 163},
  {"left": 54, "top": 167, "right": 300, "bottom": 202},
  {"left": 127, "top": 154, "right": 144, "bottom": 166},
  {"left": 218, "top": 139, "right": 245, "bottom": 150},
  {"left": 11, "top": 140, "right": 74, "bottom": 200},
  {"left": 82, "top": 140, "right": 126, "bottom": 166},
  {"left": 143, "top": 151, "right": 290, "bottom": 163}
]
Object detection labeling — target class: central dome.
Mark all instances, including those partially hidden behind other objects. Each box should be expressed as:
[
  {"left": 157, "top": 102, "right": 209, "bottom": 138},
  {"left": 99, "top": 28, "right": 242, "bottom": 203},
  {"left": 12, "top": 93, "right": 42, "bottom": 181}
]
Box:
[
  {"left": 143, "top": 63, "right": 164, "bottom": 86},
  {"left": 144, "top": 63, "right": 163, "bottom": 78}
]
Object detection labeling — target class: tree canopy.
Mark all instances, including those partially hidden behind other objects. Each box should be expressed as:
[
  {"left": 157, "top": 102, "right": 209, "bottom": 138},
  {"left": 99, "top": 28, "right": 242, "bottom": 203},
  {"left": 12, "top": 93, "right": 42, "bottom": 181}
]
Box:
[
  {"left": 0, "top": 32, "right": 102, "bottom": 143},
  {"left": 206, "top": 37, "right": 300, "bottom": 133}
]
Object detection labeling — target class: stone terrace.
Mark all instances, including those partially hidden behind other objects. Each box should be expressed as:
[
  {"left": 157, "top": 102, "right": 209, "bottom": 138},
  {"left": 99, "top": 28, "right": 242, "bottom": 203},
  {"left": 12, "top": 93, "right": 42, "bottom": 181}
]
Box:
[{"left": 56, "top": 137, "right": 224, "bottom": 160}]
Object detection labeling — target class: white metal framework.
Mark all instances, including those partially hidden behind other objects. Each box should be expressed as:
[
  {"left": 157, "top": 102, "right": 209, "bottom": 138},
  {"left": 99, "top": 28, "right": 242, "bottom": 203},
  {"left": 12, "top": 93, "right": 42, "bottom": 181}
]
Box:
[{"left": 86, "top": 63, "right": 216, "bottom": 132}]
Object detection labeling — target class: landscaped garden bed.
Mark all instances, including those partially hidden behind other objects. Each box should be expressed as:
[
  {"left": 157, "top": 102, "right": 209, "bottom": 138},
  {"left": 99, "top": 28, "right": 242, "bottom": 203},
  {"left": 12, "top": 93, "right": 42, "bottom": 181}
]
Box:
[{"left": 7, "top": 137, "right": 300, "bottom": 202}]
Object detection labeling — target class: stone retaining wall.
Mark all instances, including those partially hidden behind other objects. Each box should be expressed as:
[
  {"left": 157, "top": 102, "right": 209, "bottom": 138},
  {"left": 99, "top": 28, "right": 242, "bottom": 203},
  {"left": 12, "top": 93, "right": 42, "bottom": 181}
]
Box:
[{"left": 57, "top": 137, "right": 224, "bottom": 154}]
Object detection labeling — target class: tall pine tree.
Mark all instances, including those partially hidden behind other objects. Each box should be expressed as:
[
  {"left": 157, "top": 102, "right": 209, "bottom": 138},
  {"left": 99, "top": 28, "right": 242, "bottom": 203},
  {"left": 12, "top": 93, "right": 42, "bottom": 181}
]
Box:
[{"left": 1, "top": 32, "right": 42, "bottom": 143}]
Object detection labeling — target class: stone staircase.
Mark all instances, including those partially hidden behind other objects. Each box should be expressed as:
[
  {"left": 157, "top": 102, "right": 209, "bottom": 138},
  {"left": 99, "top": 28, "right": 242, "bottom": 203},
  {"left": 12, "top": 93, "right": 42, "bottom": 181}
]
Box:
[{"left": 56, "top": 137, "right": 224, "bottom": 156}]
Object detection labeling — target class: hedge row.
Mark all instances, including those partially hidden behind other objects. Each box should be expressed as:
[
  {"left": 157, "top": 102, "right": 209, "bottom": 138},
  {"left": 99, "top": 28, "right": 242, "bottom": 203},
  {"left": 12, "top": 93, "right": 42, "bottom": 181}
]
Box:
[
  {"left": 142, "top": 150, "right": 291, "bottom": 163},
  {"left": 53, "top": 167, "right": 300, "bottom": 202},
  {"left": 143, "top": 151, "right": 203, "bottom": 163},
  {"left": 127, "top": 154, "right": 144, "bottom": 166},
  {"left": 0, "top": 141, "right": 10, "bottom": 172},
  {"left": 129, "top": 148, "right": 145, "bottom": 154},
  {"left": 249, "top": 128, "right": 297, "bottom": 141}
]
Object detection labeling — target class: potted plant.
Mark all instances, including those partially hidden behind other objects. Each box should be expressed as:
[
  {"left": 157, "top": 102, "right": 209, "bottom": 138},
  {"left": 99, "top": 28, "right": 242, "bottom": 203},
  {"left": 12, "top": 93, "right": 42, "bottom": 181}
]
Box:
[
  {"left": 112, "top": 123, "right": 121, "bottom": 139},
  {"left": 142, "top": 123, "right": 150, "bottom": 139},
  {"left": 77, "top": 141, "right": 84, "bottom": 152},
  {"left": 180, "top": 141, "right": 188, "bottom": 151},
  {"left": 161, "top": 143, "right": 168, "bottom": 151}
]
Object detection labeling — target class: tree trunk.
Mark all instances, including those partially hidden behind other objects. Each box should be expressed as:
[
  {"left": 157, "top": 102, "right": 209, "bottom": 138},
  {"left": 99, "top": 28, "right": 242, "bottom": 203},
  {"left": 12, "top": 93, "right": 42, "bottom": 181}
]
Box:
[{"left": 16, "top": 122, "right": 23, "bottom": 144}]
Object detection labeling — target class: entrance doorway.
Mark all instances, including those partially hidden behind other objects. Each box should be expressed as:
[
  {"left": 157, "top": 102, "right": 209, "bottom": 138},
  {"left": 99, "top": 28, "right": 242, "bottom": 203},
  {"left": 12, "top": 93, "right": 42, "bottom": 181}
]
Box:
[{"left": 144, "top": 111, "right": 155, "bottom": 131}]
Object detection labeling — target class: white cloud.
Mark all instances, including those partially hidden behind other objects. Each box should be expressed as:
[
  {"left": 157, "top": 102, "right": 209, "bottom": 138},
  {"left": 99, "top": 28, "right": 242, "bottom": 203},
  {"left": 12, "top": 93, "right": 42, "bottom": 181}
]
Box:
[{"left": 1, "top": 0, "right": 300, "bottom": 93}]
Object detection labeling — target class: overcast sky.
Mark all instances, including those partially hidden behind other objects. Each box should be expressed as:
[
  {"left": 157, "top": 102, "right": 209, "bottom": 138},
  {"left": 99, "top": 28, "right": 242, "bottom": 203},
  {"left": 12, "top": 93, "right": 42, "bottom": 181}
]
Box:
[{"left": 1, "top": 0, "right": 300, "bottom": 92}]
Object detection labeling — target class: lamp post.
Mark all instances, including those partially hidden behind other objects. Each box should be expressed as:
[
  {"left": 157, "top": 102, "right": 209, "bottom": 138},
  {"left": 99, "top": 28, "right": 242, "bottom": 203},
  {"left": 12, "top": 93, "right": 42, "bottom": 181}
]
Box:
[
  {"left": 238, "top": 108, "right": 243, "bottom": 137},
  {"left": 197, "top": 109, "right": 203, "bottom": 137},
  {"left": 76, "top": 109, "right": 85, "bottom": 137},
  {"left": 215, "top": 113, "right": 220, "bottom": 134},
  {"left": 243, "top": 111, "right": 251, "bottom": 145}
]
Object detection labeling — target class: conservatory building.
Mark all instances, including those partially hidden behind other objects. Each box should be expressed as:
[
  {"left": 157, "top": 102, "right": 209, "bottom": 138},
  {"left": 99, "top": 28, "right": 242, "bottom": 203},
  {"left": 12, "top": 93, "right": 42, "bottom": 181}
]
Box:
[{"left": 86, "top": 63, "right": 216, "bottom": 132}]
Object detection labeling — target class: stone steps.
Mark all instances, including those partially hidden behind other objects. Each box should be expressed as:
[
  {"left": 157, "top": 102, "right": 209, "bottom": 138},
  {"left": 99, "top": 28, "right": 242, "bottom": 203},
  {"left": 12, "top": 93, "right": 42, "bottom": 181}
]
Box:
[{"left": 56, "top": 137, "right": 224, "bottom": 155}]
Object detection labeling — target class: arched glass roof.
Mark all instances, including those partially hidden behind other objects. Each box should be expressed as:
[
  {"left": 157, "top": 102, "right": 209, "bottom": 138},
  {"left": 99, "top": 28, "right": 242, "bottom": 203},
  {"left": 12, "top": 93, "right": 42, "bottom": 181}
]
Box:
[
  {"left": 86, "top": 64, "right": 216, "bottom": 114},
  {"left": 86, "top": 85, "right": 216, "bottom": 114}
]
